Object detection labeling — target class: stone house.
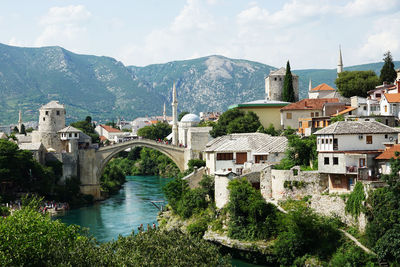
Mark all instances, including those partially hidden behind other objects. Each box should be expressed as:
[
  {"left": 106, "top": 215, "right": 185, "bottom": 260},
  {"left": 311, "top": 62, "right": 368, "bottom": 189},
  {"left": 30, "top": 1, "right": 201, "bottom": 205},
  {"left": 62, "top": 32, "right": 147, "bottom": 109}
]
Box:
[
  {"left": 280, "top": 98, "right": 339, "bottom": 129},
  {"left": 315, "top": 121, "right": 399, "bottom": 193},
  {"left": 204, "top": 133, "right": 287, "bottom": 176},
  {"left": 18, "top": 142, "right": 47, "bottom": 165},
  {"left": 265, "top": 67, "right": 299, "bottom": 102}
]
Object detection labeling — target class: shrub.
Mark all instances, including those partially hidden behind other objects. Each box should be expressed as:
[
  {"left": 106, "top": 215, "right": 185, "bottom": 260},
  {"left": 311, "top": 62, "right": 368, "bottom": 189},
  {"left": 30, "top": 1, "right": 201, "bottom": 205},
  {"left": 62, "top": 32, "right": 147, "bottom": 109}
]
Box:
[
  {"left": 345, "top": 182, "right": 365, "bottom": 219},
  {"left": 187, "top": 217, "right": 209, "bottom": 238},
  {"left": 227, "top": 178, "right": 277, "bottom": 240}
]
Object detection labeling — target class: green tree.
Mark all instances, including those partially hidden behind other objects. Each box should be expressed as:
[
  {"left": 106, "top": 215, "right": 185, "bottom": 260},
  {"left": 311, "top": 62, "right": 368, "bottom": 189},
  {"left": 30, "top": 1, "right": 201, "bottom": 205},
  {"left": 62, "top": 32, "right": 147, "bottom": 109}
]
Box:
[
  {"left": 210, "top": 108, "right": 261, "bottom": 138},
  {"left": 12, "top": 126, "right": 18, "bottom": 134},
  {"left": 330, "top": 114, "right": 345, "bottom": 123},
  {"left": 70, "top": 117, "right": 100, "bottom": 143},
  {"left": 365, "top": 152, "right": 400, "bottom": 264},
  {"left": 227, "top": 178, "right": 277, "bottom": 240},
  {"left": 178, "top": 111, "right": 190, "bottom": 121},
  {"left": 105, "top": 120, "right": 116, "bottom": 128},
  {"left": 20, "top": 124, "right": 26, "bottom": 135},
  {"left": 259, "top": 123, "right": 280, "bottom": 136},
  {"left": 282, "top": 60, "right": 296, "bottom": 102},
  {"left": 380, "top": 51, "right": 397, "bottom": 84},
  {"left": 137, "top": 122, "right": 171, "bottom": 140},
  {"left": 335, "top": 71, "right": 380, "bottom": 97}
]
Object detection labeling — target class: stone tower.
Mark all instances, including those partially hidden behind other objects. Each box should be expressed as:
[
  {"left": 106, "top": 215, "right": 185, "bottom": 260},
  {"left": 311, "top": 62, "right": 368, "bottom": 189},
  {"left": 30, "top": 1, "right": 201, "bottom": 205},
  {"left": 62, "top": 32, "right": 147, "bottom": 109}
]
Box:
[
  {"left": 32, "top": 101, "right": 66, "bottom": 152},
  {"left": 171, "top": 83, "right": 179, "bottom": 145},
  {"left": 18, "top": 110, "right": 22, "bottom": 133},
  {"left": 265, "top": 67, "right": 299, "bottom": 102},
  {"left": 337, "top": 45, "right": 343, "bottom": 76}
]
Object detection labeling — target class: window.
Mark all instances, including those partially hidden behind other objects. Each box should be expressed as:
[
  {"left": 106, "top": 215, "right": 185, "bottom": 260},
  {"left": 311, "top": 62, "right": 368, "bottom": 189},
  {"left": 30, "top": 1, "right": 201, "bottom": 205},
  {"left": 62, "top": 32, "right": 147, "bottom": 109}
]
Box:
[
  {"left": 324, "top": 157, "right": 329, "bottom": 165},
  {"left": 279, "top": 78, "right": 282, "bottom": 81},
  {"left": 69, "top": 133, "right": 72, "bottom": 138},
  {"left": 385, "top": 134, "right": 388, "bottom": 139},
  {"left": 359, "top": 158, "right": 366, "bottom": 167},
  {"left": 255, "top": 155, "right": 268, "bottom": 163},
  {"left": 363, "top": 106, "right": 367, "bottom": 110},
  {"left": 45, "top": 111, "right": 49, "bottom": 115},
  {"left": 330, "top": 139, "right": 333, "bottom": 144},
  {"left": 217, "top": 153, "right": 233, "bottom": 160},
  {"left": 315, "top": 112, "right": 319, "bottom": 117},
  {"left": 376, "top": 93, "right": 381, "bottom": 98},
  {"left": 385, "top": 105, "right": 388, "bottom": 113},
  {"left": 311, "top": 112, "right": 314, "bottom": 117},
  {"left": 333, "top": 157, "right": 339, "bottom": 165},
  {"left": 366, "top": 135, "right": 372, "bottom": 144},
  {"left": 286, "top": 113, "right": 292, "bottom": 119},
  {"left": 57, "top": 111, "right": 60, "bottom": 115},
  {"left": 74, "top": 133, "right": 78, "bottom": 137},
  {"left": 321, "top": 139, "right": 324, "bottom": 144},
  {"left": 43, "top": 117, "right": 45, "bottom": 121},
  {"left": 274, "top": 77, "right": 277, "bottom": 81},
  {"left": 236, "top": 152, "right": 247, "bottom": 164}
]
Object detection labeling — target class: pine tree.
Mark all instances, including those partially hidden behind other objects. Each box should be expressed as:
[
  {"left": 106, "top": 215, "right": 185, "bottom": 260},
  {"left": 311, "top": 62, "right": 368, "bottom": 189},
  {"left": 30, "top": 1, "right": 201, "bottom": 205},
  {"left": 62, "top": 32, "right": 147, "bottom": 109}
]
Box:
[
  {"left": 380, "top": 51, "right": 397, "bottom": 84},
  {"left": 282, "top": 61, "right": 296, "bottom": 102}
]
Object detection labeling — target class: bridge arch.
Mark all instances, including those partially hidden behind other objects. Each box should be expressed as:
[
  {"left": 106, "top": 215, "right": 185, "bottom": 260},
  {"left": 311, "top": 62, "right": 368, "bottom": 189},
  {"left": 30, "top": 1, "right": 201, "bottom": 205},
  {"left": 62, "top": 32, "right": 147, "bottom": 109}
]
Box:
[{"left": 95, "top": 139, "right": 186, "bottom": 182}]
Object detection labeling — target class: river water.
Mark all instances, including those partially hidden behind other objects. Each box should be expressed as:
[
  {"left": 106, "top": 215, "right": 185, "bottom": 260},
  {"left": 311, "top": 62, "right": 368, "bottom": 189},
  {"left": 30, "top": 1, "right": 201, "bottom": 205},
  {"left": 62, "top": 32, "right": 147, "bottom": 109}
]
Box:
[{"left": 57, "top": 175, "right": 260, "bottom": 266}]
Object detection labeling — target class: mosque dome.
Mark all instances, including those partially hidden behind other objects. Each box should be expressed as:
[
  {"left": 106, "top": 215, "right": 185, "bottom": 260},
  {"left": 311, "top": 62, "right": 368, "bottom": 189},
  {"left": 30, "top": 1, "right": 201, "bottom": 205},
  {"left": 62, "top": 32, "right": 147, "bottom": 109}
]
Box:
[{"left": 180, "top": 113, "right": 200, "bottom": 123}]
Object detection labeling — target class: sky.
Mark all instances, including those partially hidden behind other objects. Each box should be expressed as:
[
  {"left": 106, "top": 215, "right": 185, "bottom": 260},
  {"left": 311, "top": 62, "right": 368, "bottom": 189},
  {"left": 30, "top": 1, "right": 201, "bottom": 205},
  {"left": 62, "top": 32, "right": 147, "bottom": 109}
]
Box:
[{"left": 0, "top": 0, "right": 399, "bottom": 69}]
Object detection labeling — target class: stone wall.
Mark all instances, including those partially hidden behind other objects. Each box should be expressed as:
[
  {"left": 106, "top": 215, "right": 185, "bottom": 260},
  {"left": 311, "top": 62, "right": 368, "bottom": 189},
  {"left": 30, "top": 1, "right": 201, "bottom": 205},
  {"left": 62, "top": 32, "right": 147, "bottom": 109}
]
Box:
[
  {"left": 182, "top": 167, "right": 206, "bottom": 189},
  {"left": 261, "top": 166, "right": 328, "bottom": 200},
  {"left": 79, "top": 149, "right": 101, "bottom": 199}
]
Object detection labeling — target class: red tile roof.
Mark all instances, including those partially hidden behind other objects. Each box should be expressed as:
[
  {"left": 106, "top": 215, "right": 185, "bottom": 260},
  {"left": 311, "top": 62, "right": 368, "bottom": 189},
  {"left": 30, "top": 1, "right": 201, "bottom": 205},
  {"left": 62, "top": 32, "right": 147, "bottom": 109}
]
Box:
[
  {"left": 332, "top": 106, "right": 356, "bottom": 116},
  {"left": 281, "top": 98, "right": 339, "bottom": 111},
  {"left": 100, "top": 125, "right": 122, "bottom": 133},
  {"left": 99, "top": 136, "right": 107, "bottom": 141},
  {"left": 384, "top": 93, "right": 400, "bottom": 103},
  {"left": 311, "top": 83, "right": 336, "bottom": 91},
  {"left": 376, "top": 144, "right": 400, "bottom": 160}
]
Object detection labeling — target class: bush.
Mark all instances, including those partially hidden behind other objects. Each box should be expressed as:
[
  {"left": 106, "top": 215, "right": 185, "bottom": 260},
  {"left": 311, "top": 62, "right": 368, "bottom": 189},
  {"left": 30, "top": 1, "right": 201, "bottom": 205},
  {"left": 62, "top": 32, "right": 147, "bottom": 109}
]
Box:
[
  {"left": 227, "top": 178, "right": 277, "bottom": 240},
  {"left": 177, "top": 188, "right": 208, "bottom": 218},
  {"left": 0, "top": 206, "right": 10, "bottom": 217},
  {"left": 345, "top": 182, "right": 365, "bottom": 219},
  {"left": 187, "top": 217, "right": 209, "bottom": 238},
  {"left": 329, "top": 241, "right": 377, "bottom": 266}
]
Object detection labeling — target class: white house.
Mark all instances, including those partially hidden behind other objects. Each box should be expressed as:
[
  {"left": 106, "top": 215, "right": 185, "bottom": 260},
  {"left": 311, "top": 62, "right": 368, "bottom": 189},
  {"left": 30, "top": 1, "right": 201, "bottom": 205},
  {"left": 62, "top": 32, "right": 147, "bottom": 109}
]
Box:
[
  {"left": 315, "top": 121, "right": 399, "bottom": 193},
  {"left": 205, "top": 133, "right": 287, "bottom": 175},
  {"left": 380, "top": 93, "right": 400, "bottom": 119},
  {"left": 95, "top": 124, "right": 126, "bottom": 143}
]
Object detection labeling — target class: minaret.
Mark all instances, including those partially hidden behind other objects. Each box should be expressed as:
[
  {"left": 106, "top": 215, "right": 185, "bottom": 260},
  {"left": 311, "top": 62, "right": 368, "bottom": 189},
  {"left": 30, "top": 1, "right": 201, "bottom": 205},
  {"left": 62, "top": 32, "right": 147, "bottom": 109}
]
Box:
[
  {"left": 308, "top": 78, "right": 312, "bottom": 91},
  {"left": 163, "top": 102, "right": 167, "bottom": 122},
  {"left": 171, "top": 82, "right": 179, "bottom": 145},
  {"left": 18, "top": 110, "right": 22, "bottom": 133},
  {"left": 337, "top": 45, "right": 343, "bottom": 77}
]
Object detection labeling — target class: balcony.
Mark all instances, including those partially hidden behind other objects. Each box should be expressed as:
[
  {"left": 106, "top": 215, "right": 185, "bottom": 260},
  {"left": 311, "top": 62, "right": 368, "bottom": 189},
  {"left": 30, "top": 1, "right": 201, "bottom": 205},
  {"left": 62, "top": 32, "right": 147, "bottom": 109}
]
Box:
[{"left": 346, "top": 166, "right": 358, "bottom": 173}]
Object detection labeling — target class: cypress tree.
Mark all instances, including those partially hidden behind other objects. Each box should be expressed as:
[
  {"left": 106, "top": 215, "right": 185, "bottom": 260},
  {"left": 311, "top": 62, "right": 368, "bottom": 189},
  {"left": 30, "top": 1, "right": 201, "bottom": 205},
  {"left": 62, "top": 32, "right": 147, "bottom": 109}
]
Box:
[
  {"left": 20, "top": 124, "right": 26, "bottom": 135},
  {"left": 380, "top": 51, "right": 397, "bottom": 84},
  {"left": 282, "top": 60, "right": 296, "bottom": 102}
]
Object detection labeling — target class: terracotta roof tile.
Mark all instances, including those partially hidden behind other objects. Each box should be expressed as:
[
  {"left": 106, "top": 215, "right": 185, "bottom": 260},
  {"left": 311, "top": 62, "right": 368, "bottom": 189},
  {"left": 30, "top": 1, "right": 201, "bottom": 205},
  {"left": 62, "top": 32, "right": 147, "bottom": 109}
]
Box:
[
  {"left": 99, "top": 136, "right": 107, "bottom": 141},
  {"left": 384, "top": 93, "right": 400, "bottom": 103},
  {"left": 376, "top": 144, "right": 400, "bottom": 160},
  {"left": 100, "top": 125, "right": 122, "bottom": 133},
  {"left": 281, "top": 98, "right": 339, "bottom": 111},
  {"left": 311, "top": 83, "right": 336, "bottom": 91},
  {"left": 332, "top": 106, "right": 356, "bottom": 116}
]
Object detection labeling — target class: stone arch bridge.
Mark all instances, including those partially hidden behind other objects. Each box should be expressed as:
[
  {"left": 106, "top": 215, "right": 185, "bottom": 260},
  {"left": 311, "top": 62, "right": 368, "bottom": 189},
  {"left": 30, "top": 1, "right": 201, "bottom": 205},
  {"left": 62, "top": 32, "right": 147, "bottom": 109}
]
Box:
[{"left": 78, "top": 139, "right": 186, "bottom": 199}]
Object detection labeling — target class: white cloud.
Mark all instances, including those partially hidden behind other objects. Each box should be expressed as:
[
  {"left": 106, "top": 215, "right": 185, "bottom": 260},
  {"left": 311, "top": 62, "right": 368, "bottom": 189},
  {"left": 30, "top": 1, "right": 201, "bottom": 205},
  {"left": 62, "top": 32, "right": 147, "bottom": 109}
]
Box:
[
  {"left": 35, "top": 5, "right": 91, "bottom": 49},
  {"left": 342, "top": 0, "right": 399, "bottom": 17},
  {"left": 357, "top": 13, "right": 400, "bottom": 62},
  {"left": 8, "top": 37, "right": 24, "bottom": 47}
]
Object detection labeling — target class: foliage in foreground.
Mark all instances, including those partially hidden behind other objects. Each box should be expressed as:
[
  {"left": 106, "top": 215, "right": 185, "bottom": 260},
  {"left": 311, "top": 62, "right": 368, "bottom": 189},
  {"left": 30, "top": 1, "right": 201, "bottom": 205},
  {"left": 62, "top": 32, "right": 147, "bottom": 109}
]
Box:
[
  {"left": 0, "top": 198, "right": 230, "bottom": 266},
  {"left": 227, "top": 178, "right": 277, "bottom": 241}
]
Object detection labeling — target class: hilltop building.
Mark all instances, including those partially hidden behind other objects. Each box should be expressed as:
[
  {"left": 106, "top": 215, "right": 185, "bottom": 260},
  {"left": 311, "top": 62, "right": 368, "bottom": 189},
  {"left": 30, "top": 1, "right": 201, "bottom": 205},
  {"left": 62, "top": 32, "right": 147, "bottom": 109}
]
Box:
[{"left": 265, "top": 67, "right": 299, "bottom": 102}]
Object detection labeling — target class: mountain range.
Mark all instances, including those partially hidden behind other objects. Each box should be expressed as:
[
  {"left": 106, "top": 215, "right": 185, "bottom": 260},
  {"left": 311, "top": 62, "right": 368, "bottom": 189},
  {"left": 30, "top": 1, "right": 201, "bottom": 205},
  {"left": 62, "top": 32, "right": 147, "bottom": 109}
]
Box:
[{"left": 0, "top": 43, "right": 399, "bottom": 125}]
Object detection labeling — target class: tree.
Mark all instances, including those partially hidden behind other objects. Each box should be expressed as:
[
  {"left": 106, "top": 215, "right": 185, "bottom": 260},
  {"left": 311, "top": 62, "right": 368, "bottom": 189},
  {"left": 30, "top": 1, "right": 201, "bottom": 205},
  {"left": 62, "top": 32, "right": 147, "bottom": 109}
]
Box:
[
  {"left": 20, "top": 124, "right": 26, "bottom": 135},
  {"left": 105, "top": 120, "right": 116, "bottom": 128},
  {"left": 12, "top": 126, "right": 18, "bottom": 134},
  {"left": 178, "top": 111, "right": 189, "bottom": 121},
  {"left": 282, "top": 61, "right": 296, "bottom": 102},
  {"left": 137, "top": 122, "right": 171, "bottom": 140},
  {"left": 210, "top": 108, "right": 261, "bottom": 138},
  {"left": 70, "top": 117, "right": 100, "bottom": 143},
  {"left": 335, "top": 71, "right": 380, "bottom": 97},
  {"left": 380, "top": 51, "right": 397, "bottom": 84}
]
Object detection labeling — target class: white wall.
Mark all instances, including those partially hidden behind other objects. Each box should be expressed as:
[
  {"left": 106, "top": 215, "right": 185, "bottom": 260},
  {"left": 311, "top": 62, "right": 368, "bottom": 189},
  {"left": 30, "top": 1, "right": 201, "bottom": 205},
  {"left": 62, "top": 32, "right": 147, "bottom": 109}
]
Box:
[{"left": 317, "top": 133, "right": 397, "bottom": 152}]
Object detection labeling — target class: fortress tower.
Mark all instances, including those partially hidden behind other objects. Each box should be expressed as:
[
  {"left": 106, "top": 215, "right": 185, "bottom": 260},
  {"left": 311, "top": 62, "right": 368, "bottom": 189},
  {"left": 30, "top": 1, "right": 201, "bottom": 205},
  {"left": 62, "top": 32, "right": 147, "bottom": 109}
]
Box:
[
  {"left": 265, "top": 67, "right": 299, "bottom": 102},
  {"left": 32, "top": 101, "right": 66, "bottom": 152}
]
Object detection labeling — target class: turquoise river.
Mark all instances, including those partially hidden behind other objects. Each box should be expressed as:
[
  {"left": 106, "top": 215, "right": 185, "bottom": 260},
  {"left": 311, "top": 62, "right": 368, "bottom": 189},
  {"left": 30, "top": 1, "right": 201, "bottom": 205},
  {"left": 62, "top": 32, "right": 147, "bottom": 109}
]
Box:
[{"left": 57, "top": 175, "right": 260, "bottom": 267}]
